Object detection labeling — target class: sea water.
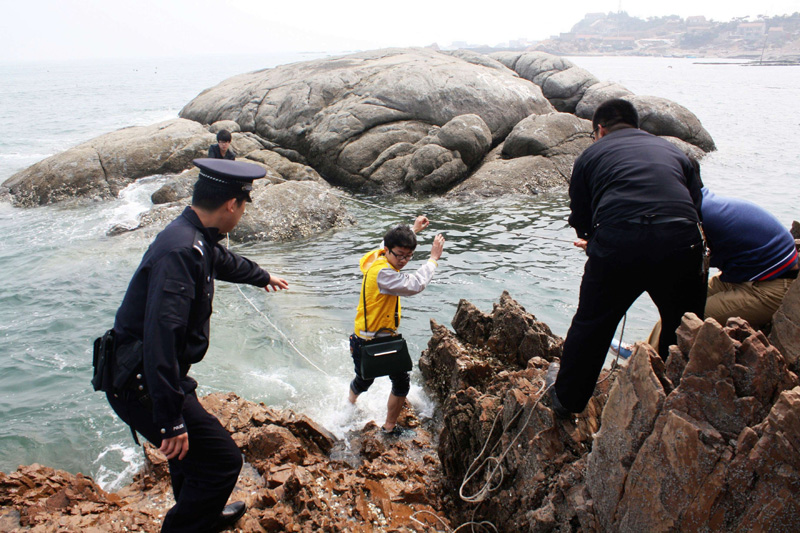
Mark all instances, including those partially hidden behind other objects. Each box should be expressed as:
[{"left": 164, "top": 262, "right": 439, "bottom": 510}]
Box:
[{"left": 0, "top": 54, "right": 797, "bottom": 491}]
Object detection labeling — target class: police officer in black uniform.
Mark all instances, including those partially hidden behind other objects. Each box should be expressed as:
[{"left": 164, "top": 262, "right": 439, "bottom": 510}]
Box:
[{"left": 107, "top": 158, "right": 289, "bottom": 532}]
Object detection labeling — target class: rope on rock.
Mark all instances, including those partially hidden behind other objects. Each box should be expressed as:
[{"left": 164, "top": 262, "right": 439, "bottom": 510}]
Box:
[{"left": 459, "top": 380, "right": 549, "bottom": 504}]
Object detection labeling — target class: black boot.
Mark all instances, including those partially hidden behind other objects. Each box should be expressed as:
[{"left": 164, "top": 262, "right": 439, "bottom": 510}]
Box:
[
  {"left": 214, "top": 501, "right": 246, "bottom": 532},
  {"left": 544, "top": 361, "right": 573, "bottom": 419}
]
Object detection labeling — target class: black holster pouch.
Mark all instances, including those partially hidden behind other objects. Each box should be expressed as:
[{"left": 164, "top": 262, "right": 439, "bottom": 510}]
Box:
[
  {"left": 92, "top": 330, "right": 143, "bottom": 394},
  {"left": 92, "top": 329, "right": 116, "bottom": 392}
]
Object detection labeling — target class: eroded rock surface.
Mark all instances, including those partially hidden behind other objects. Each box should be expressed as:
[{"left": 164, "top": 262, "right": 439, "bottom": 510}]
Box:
[
  {"left": 179, "top": 47, "right": 554, "bottom": 194},
  {"left": 4, "top": 119, "right": 213, "bottom": 207}
]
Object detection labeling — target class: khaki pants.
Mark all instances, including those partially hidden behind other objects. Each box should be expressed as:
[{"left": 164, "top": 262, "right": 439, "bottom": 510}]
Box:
[{"left": 647, "top": 273, "right": 795, "bottom": 348}]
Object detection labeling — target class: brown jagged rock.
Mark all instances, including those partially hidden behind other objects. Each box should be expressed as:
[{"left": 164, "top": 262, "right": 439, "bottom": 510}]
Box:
[
  {"left": 770, "top": 275, "right": 800, "bottom": 373},
  {"left": 421, "top": 291, "right": 605, "bottom": 531},
  {"left": 588, "top": 313, "right": 800, "bottom": 532}
]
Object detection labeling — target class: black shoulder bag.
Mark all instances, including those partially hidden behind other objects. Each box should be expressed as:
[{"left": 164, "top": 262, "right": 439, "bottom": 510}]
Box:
[{"left": 359, "top": 269, "right": 413, "bottom": 380}]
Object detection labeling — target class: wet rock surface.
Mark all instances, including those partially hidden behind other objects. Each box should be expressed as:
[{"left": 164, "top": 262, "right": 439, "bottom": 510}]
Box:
[{"left": 6, "top": 293, "right": 797, "bottom": 531}]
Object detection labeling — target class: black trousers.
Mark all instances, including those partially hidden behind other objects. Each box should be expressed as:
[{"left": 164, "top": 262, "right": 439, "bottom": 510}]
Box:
[
  {"left": 555, "top": 221, "right": 707, "bottom": 413},
  {"left": 107, "top": 390, "right": 242, "bottom": 533}
]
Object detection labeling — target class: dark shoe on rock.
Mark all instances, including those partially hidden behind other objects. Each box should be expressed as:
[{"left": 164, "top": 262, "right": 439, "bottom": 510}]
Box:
[
  {"left": 214, "top": 501, "right": 246, "bottom": 532},
  {"left": 381, "top": 425, "right": 416, "bottom": 439},
  {"left": 544, "top": 361, "right": 573, "bottom": 420}
]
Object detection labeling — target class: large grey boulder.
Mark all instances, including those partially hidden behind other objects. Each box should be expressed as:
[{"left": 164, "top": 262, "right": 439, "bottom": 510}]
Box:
[
  {"left": 179, "top": 47, "right": 554, "bottom": 193},
  {"left": 623, "top": 95, "right": 716, "bottom": 152},
  {"left": 3, "top": 119, "right": 213, "bottom": 207},
  {"left": 231, "top": 181, "right": 355, "bottom": 242},
  {"left": 575, "top": 81, "right": 634, "bottom": 119},
  {"left": 125, "top": 179, "right": 354, "bottom": 243},
  {"left": 490, "top": 51, "right": 599, "bottom": 113},
  {"left": 502, "top": 112, "right": 592, "bottom": 159},
  {"left": 448, "top": 145, "right": 571, "bottom": 197}
]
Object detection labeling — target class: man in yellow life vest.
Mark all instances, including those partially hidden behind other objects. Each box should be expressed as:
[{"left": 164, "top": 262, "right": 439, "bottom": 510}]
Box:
[{"left": 349, "top": 215, "right": 445, "bottom": 436}]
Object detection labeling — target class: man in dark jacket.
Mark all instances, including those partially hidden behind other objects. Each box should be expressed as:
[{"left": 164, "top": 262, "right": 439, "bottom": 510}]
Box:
[
  {"left": 547, "top": 99, "right": 707, "bottom": 417},
  {"left": 107, "top": 158, "right": 288, "bottom": 532},
  {"left": 208, "top": 129, "right": 236, "bottom": 160}
]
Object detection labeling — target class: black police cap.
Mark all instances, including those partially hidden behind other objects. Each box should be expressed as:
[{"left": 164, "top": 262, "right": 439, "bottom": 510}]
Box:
[{"left": 193, "top": 158, "right": 266, "bottom": 193}]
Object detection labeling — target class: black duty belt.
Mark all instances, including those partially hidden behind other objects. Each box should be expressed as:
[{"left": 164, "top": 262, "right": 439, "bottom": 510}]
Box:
[{"left": 626, "top": 215, "right": 695, "bottom": 225}]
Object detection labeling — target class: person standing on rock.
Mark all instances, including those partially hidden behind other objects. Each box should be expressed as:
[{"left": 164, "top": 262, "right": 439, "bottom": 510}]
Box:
[
  {"left": 349, "top": 216, "right": 445, "bottom": 436},
  {"left": 546, "top": 98, "right": 707, "bottom": 417},
  {"left": 208, "top": 129, "right": 236, "bottom": 160},
  {"left": 104, "top": 159, "right": 288, "bottom": 532}
]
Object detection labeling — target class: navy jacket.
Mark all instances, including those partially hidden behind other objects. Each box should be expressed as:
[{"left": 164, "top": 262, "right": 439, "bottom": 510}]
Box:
[
  {"left": 208, "top": 144, "right": 236, "bottom": 160},
  {"left": 114, "top": 207, "right": 269, "bottom": 437},
  {"left": 569, "top": 128, "right": 702, "bottom": 240},
  {"left": 702, "top": 188, "right": 798, "bottom": 282}
]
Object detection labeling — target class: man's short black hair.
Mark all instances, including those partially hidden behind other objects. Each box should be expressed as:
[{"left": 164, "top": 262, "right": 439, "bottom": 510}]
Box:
[
  {"left": 191, "top": 178, "right": 249, "bottom": 210},
  {"left": 592, "top": 98, "right": 639, "bottom": 131},
  {"left": 216, "top": 129, "right": 232, "bottom": 143},
  {"left": 384, "top": 224, "right": 417, "bottom": 251}
]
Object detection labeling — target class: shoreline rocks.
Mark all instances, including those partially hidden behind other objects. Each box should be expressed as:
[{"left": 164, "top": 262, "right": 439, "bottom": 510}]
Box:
[{"left": 3, "top": 287, "right": 800, "bottom": 531}]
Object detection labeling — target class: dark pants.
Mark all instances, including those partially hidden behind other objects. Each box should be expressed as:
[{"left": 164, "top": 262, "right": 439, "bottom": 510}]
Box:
[
  {"left": 349, "top": 334, "right": 410, "bottom": 397},
  {"left": 555, "top": 221, "right": 707, "bottom": 413},
  {"left": 107, "top": 390, "right": 242, "bottom": 533}
]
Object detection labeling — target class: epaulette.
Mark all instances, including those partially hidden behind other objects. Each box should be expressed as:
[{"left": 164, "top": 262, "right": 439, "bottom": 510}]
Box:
[{"left": 192, "top": 229, "right": 205, "bottom": 257}]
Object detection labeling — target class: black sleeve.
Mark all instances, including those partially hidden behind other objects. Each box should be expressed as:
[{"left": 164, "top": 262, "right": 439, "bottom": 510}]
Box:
[
  {"left": 213, "top": 245, "right": 271, "bottom": 286},
  {"left": 143, "top": 249, "right": 198, "bottom": 437},
  {"left": 684, "top": 157, "right": 703, "bottom": 221},
  {"left": 568, "top": 156, "right": 593, "bottom": 240}
]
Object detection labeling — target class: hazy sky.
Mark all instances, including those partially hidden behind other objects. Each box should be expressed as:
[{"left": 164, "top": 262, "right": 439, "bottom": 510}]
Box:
[{"left": 5, "top": 0, "right": 798, "bottom": 62}]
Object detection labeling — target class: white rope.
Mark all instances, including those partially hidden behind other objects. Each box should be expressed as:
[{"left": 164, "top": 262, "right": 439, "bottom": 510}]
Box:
[
  {"left": 234, "top": 284, "right": 331, "bottom": 376},
  {"left": 225, "top": 234, "right": 331, "bottom": 376},
  {"left": 459, "top": 380, "right": 549, "bottom": 504}
]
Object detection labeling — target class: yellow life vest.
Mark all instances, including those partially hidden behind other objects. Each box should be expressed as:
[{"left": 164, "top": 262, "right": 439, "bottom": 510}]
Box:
[{"left": 354, "top": 249, "right": 402, "bottom": 338}]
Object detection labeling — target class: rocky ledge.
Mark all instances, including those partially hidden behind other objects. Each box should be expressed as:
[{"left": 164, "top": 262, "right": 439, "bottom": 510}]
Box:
[{"left": 3, "top": 285, "right": 799, "bottom": 531}]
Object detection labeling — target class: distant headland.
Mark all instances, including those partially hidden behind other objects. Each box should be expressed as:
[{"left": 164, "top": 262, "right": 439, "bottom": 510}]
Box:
[{"left": 436, "top": 12, "right": 800, "bottom": 62}]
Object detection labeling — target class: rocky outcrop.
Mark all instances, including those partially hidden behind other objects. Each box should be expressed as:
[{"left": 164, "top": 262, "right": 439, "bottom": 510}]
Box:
[
  {"left": 492, "top": 51, "right": 715, "bottom": 153},
  {"left": 122, "top": 179, "right": 355, "bottom": 243},
  {"left": 0, "top": 393, "right": 448, "bottom": 532},
  {"left": 4, "top": 48, "right": 718, "bottom": 207},
  {"left": 419, "top": 292, "right": 608, "bottom": 530},
  {"left": 179, "top": 47, "right": 554, "bottom": 194},
  {"left": 770, "top": 276, "right": 800, "bottom": 373},
  {"left": 4, "top": 294, "right": 800, "bottom": 531},
  {"left": 231, "top": 180, "right": 355, "bottom": 243},
  {"left": 448, "top": 144, "right": 572, "bottom": 197},
  {"left": 502, "top": 112, "right": 592, "bottom": 159},
  {"left": 623, "top": 94, "right": 717, "bottom": 152},
  {"left": 589, "top": 315, "right": 800, "bottom": 531},
  {"left": 575, "top": 81, "right": 634, "bottom": 119},
  {"left": 3, "top": 119, "right": 214, "bottom": 207},
  {"left": 490, "top": 51, "right": 599, "bottom": 114},
  {"left": 420, "top": 293, "right": 800, "bottom": 531}
]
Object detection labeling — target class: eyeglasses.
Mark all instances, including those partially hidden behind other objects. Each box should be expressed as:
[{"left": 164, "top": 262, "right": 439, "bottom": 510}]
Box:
[
  {"left": 388, "top": 249, "right": 413, "bottom": 261},
  {"left": 590, "top": 126, "right": 599, "bottom": 141}
]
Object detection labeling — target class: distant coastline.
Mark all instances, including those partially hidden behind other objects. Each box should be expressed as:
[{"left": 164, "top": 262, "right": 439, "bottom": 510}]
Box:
[{"left": 436, "top": 11, "right": 800, "bottom": 63}]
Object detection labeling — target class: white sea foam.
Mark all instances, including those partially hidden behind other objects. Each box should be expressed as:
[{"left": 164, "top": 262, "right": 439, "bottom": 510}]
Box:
[
  {"left": 93, "top": 443, "right": 143, "bottom": 492},
  {"left": 104, "top": 175, "right": 168, "bottom": 231}
]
